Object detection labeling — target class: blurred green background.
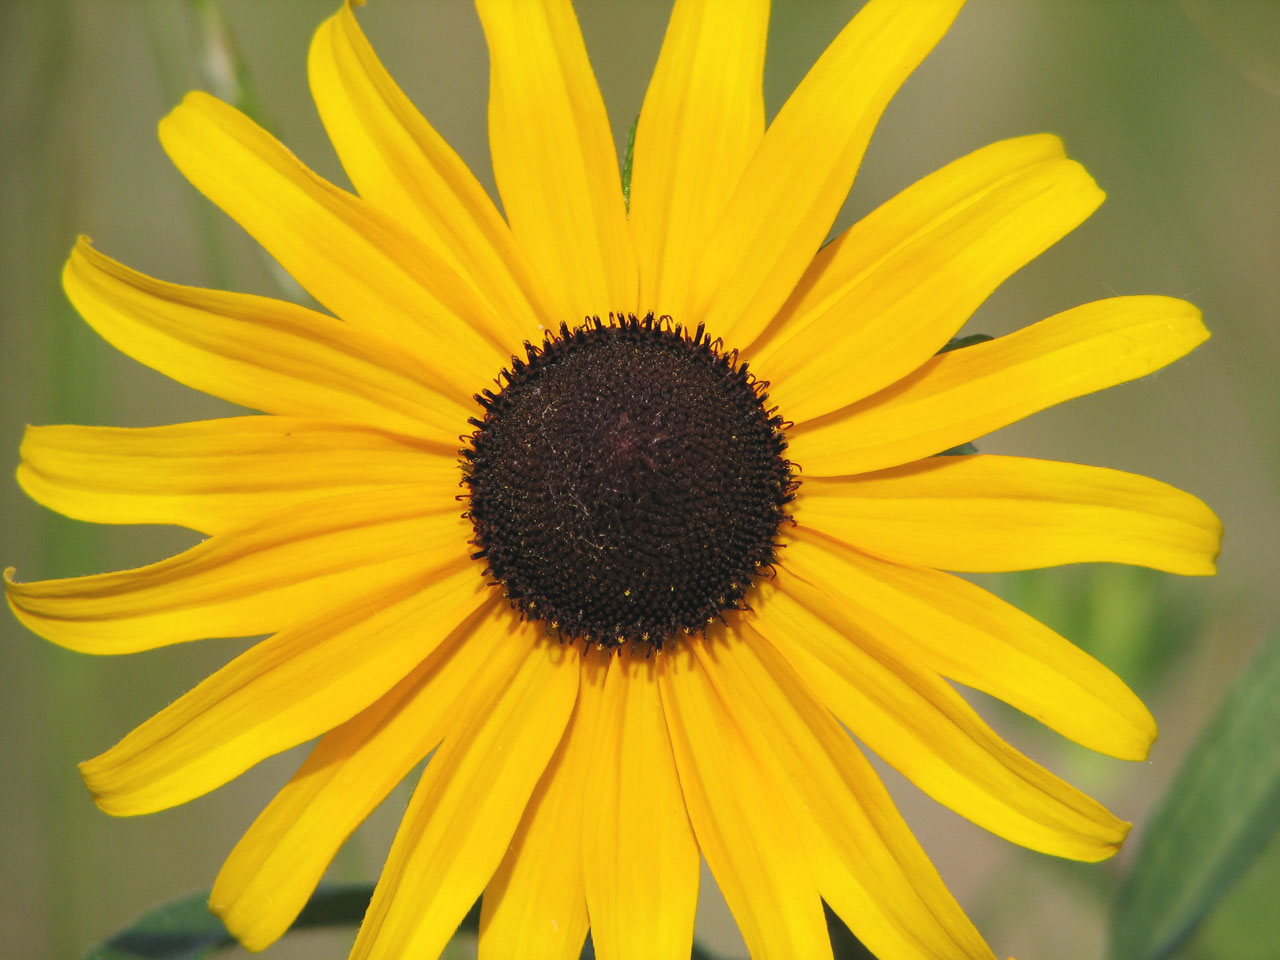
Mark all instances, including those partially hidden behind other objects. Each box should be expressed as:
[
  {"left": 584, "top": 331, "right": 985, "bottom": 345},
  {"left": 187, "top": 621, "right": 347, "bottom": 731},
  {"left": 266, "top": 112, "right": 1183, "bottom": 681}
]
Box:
[{"left": 1, "top": 1, "right": 1277, "bottom": 958}]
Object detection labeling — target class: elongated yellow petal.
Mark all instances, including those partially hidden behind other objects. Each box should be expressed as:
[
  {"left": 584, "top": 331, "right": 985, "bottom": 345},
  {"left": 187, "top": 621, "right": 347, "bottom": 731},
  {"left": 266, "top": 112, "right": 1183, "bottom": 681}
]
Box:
[
  {"left": 783, "top": 531, "right": 1156, "bottom": 760},
  {"left": 212, "top": 599, "right": 511, "bottom": 952},
  {"left": 757, "top": 134, "right": 1064, "bottom": 352},
  {"left": 752, "top": 573, "right": 1130, "bottom": 860},
  {"left": 797, "top": 455, "right": 1220, "bottom": 575},
  {"left": 628, "top": 0, "right": 768, "bottom": 314},
  {"left": 696, "top": 631, "right": 995, "bottom": 960},
  {"left": 788, "top": 296, "right": 1210, "bottom": 476},
  {"left": 755, "top": 153, "right": 1104, "bottom": 420},
  {"left": 582, "top": 648, "right": 699, "bottom": 960},
  {"left": 6, "top": 488, "right": 470, "bottom": 654},
  {"left": 158, "top": 91, "right": 506, "bottom": 399},
  {"left": 18, "top": 417, "right": 459, "bottom": 536},
  {"left": 309, "top": 3, "right": 559, "bottom": 337},
  {"left": 351, "top": 637, "right": 580, "bottom": 960},
  {"left": 687, "top": 0, "right": 963, "bottom": 347},
  {"left": 478, "top": 651, "right": 607, "bottom": 960},
  {"left": 79, "top": 562, "right": 486, "bottom": 817},
  {"left": 659, "top": 641, "right": 833, "bottom": 960},
  {"left": 476, "top": 0, "right": 637, "bottom": 316},
  {"left": 62, "top": 240, "right": 472, "bottom": 443}
]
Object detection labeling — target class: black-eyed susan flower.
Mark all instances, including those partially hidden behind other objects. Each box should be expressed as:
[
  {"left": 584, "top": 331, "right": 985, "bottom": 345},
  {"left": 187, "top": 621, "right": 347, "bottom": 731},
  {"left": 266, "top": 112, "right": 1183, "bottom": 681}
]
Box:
[{"left": 7, "top": 1, "right": 1222, "bottom": 958}]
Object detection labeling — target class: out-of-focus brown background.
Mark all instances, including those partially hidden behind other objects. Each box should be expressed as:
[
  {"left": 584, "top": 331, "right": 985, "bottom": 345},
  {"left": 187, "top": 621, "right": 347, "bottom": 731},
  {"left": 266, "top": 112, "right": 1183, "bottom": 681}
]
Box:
[{"left": 2, "top": 2, "right": 1277, "bottom": 958}]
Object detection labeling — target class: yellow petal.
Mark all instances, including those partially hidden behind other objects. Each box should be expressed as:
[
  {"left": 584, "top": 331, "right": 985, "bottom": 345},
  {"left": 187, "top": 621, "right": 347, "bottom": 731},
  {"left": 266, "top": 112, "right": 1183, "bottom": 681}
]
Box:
[
  {"left": 158, "top": 91, "right": 506, "bottom": 399},
  {"left": 697, "top": 631, "right": 995, "bottom": 960},
  {"left": 476, "top": 0, "right": 638, "bottom": 316},
  {"left": 212, "top": 599, "right": 511, "bottom": 952},
  {"left": 659, "top": 640, "right": 833, "bottom": 960},
  {"left": 6, "top": 488, "right": 470, "bottom": 654},
  {"left": 18, "top": 417, "right": 459, "bottom": 536},
  {"left": 478, "top": 651, "right": 608, "bottom": 960},
  {"left": 686, "top": 0, "right": 964, "bottom": 347},
  {"left": 79, "top": 562, "right": 487, "bottom": 817},
  {"left": 758, "top": 134, "right": 1063, "bottom": 352},
  {"left": 797, "top": 454, "right": 1220, "bottom": 575},
  {"left": 628, "top": 0, "right": 768, "bottom": 314},
  {"left": 62, "top": 240, "right": 471, "bottom": 443},
  {"left": 309, "top": 3, "right": 559, "bottom": 336},
  {"left": 752, "top": 572, "right": 1130, "bottom": 861},
  {"left": 788, "top": 296, "right": 1210, "bottom": 476},
  {"left": 582, "top": 648, "right": 699, "bottom": 960},
  {"left": 782, "top": 531, "right": 1156, "bottom": 760},
  {"left": 351, "top": 636, "right": 580, "bottom": 960},
  {"left": 755, "top": 150, "right": 1104, "bottom": 421}
]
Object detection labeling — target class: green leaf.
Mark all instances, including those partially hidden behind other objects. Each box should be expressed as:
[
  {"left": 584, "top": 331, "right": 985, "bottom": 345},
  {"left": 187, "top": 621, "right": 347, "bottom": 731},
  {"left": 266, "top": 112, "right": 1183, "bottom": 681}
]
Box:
[
  {"left": 936, "top": 332, "right": 993, "bottom": 353},
  {"left": 83, "top": 877, "right": 896, "bottom": 958},
  {"left": 1188, "top": 829, "right": 1280, "bottom": 960},
  {"left": 83, "top": 889, "right": 231, "bottom": 960},
  {"left": 936, "top": 441, "right": 978, "bottom": 457},
  {"left": 621, "top": 114, "right": 638, "bottom": 212},
  {"left": 825, "top": 901, "right": 876, "bottom": 960},
  {"left": 83, "top": 884, "right": 387, "bottom": 960},
  {"left": 83, "top": 882, "right": 735, "bottom": 959},
  {"left": 1111, "top": 633, "right": 1280, "bottom": 960}
]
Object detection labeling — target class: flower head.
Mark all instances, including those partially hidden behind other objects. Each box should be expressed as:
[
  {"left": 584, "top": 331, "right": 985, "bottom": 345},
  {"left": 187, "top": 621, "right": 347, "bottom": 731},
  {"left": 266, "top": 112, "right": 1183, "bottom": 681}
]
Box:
[{"left": 7, "top": 1, "right": 1220, "bottom": 958}]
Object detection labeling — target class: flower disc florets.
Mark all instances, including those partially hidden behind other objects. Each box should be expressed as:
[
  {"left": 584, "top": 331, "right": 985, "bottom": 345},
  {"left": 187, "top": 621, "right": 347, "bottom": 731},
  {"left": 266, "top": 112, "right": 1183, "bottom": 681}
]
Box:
[{"left": 463, "top": 313, "right": 795, "bottom": 650}]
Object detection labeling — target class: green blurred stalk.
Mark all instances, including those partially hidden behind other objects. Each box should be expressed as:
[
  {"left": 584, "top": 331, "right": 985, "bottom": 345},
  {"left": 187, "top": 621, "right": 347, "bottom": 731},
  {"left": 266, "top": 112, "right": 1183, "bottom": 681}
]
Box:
[
  {"left": 20, "top": 1, "right": 101, "bottom": 956},
  {"left": 142, "top": 0, "right": 232, "bottom": 290},
  {"left": 145, "top": 0, "right": 309, "bottom": 302},
  {"left": 187, "top": 0, "right": 273, "bottom": 129}
]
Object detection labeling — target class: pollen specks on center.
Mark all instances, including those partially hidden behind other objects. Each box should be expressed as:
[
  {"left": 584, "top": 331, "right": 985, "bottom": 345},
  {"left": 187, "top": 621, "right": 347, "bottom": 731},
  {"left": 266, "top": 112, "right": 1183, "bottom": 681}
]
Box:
[{"left": 462, "top": 313, "right": 795, "bottom": 651}]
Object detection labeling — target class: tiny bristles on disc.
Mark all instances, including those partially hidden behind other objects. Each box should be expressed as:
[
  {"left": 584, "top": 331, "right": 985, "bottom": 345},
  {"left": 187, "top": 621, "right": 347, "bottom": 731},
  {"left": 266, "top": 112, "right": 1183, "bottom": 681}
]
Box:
[{"left": 462, "top": 312, "right": 796, "bottom": 651}]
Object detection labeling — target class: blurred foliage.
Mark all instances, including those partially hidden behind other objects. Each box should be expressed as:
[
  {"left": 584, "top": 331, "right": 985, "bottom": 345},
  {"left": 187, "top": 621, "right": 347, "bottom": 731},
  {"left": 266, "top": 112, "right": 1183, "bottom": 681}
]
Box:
[
  {"left": 85, "top": 886, "right": 381, "bottom": 960},
  {"left": 994, "top": 565, "right": 1203, "bottom": 700},
  {"left": 1186, "top": 829, "right": 1280, "bottom": 960},
  {"left": 1178, "top": 0, "right": 1280, "bottom": 100},
  {"left": 1112, "top": 635, "right": 1280, "bottom": 960},
  {"left": 4, "top": 1, "right": 1278, "bottom": 958},
  {"left": 80, "top": 884, "right": 799, "bottom": 960}
]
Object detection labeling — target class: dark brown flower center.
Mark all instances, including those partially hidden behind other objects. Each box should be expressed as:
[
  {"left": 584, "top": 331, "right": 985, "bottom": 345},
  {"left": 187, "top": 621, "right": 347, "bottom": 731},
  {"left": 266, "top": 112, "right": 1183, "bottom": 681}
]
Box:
[{"left": 463, "top": 314, "right": 795, "bottom": 650}]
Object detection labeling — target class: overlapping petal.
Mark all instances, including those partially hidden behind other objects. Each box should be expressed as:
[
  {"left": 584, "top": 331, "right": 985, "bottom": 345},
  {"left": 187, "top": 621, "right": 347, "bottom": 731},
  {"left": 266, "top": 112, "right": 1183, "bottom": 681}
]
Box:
[
  {"left": 212, "top": 600, "right": 507, "bottom": 952},
  {"left": 753, "top": 144, "right": 1103, "bottom": 420},
  {"left": 797, "top": 455, "right": 1220, "bottom": 575},
  {"left": 477, "top": 652, "right": 606, "bottom": 960},
  {"left": 309, "top": 2, "right": 558, "bottom": 338},
  {"left": 79, "top": 562, "right": 486, "bottom": 817},
  {"left": 628, "top": 0, "right": 768, "bottom": 314},
  {"left": 788, "top": 296, "right": 1209, "bottom": 476},
  {"left": 753, "top": 134, "right": 1063, "bottom": 352},
  {"left": 476, "top": 0, "right": 637, "bottom": 316},
  {"left": 10, "top": 4, "right": 1222, "bottom": 960},
  {"left": 6, "top": 489, "right": 470, "bottom": 654},
  {"left": 18, "top": 417, "right": 459, "bottom": 536},
  {"left": 62, "top": 240, "right": 473, "bottom": 443},
  {"left": 158, "top": 91, "right": 507, "bottom": 398},
  {"left": 751, "top": 573, "right": 1130, "bottom": 861},
  {"left": 783, "top": 530, "right": 1158, "bottom": 760},
  {"left": 350, "top": 637, "right": 579, "bottom": 960},
  {"left": 583, "top": 649, "right": 699, "bottom": 960},
  {"left": 660, "top": 643, "right": 834, "bottom": 960},
  {"left": 696, "top": 631, "right": 996, "bottom": 960},
  {"left": 686, "top": 0, "right": 964, "bottom": 347}
]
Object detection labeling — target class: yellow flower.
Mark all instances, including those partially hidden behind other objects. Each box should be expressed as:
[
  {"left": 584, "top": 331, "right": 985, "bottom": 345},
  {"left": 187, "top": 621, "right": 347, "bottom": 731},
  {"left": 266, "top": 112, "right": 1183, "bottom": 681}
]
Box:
[{"left": 7, "top": 1, "right": 1221, "bottom": 959}]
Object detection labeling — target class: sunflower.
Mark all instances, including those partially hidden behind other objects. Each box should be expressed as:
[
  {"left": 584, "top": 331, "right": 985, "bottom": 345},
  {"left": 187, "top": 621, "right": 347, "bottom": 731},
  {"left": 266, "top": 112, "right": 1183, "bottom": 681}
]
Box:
[{"left": 7, "top": 1, "right": 1220, "bottom": 958}]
